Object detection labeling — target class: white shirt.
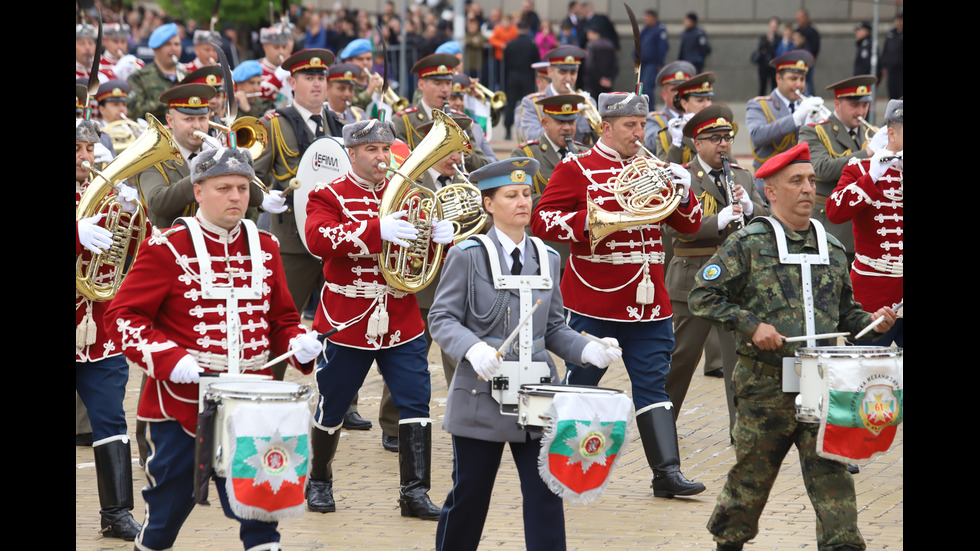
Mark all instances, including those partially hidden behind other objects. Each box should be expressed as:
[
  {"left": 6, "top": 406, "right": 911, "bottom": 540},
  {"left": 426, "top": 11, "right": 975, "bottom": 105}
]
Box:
[{"left": 493, "top": 226, "right": 526, "bottom": 273}]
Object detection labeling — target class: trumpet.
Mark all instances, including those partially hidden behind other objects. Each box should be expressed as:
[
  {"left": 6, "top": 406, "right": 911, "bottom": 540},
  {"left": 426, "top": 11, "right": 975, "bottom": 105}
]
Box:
[
  {"left": 472, "top": 82, "right": 506, "bottom": 112},
  {"left": 371, "top": 70, "right": 409, "bottom": 112},
  {"left": 796, "top": 89, "right": 833, "bottom": 123},
  {"left": 719, "top": 153, "right": 744, "bottom": 229},
  {"left": 577, "top": 91, "right": 603, "bottom": 140},
  {"left": 193, "top": 128, "right": 271, "bottom": 194},
  {"left": 857, "top": 116, "right": 880, "bottom": 145},
  {"left": 586, "top": 140, "right": 685, "bottom": 253}
]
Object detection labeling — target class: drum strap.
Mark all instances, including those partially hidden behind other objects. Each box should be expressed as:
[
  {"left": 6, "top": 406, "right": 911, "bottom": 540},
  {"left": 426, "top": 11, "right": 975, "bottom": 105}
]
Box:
[
  {"left": 758, "top": 217, "right": 829, "bottom": 348},
  {"left": 180, "top": 217, "right": 264, "bottom": 376}
]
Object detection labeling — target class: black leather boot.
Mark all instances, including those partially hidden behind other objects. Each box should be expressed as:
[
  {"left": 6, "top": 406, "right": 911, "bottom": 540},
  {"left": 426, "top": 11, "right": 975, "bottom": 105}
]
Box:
[
  {"left": 306, "top": 427, "right": 341, "bottom": 513},
  {"left": 637, "top": 407, "right": 706, "bottom": 498},
  {"left": 94, "top": 437, "right": 141, "bottom": 540},
  {"left": 397, "top": 422, "right": 441, "bottom": 520}
]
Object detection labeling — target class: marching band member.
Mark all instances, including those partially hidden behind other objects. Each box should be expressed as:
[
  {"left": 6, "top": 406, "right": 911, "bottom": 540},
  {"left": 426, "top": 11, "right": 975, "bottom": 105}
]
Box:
[
  {"left": 100, "top": 22, "right": 144, "bottom": 82},
  {"left": 257, "top": 23, "right": 294, "bottom": 107},
  {"left": 746, "top": 50, "right": 819, "bottom": 199},
  {"left": 826, "top": 99, "right": 903, "bottom": 347},
  {"left": 325, "top": 63, "right": 369, "bottom": 124},
  {"left": 530, "top": 91, "right": 706, "bottom": 498},
  {"left": 664, "top": 105, "right": 767, "bottom": 428},
  {"left": 127, "top": 22, "right": 183, "bottom": 123},
  {"left": 518, "top": 46, "right": 598, "bottom": 145},
  {"left": 688, "top": 142, "right": 896, "bottom": 551},
  {"left": 178, "top": 66, "right": 229, "bottom": 125},
  {"left": 644, "top": 61, "right": 695, "bottom": 155},
  {"left": 303, "top": 118, "right": 455, "bottom": 520},
  {"left": 136, "top": 84, "right": 266, "bottom": 230},
  {"left": 338, "top": 38, "right": 385, "bottom": 111},
  {"left": 75, "top": 118, "right": 142, "bottom": 541},
  {"left": 232, "top": 59, "right": 275, "bottom": 119},
  {"left": 429, "top": 157, "right": 621, "bottom": 551},
  {"left": 799, "top": 75, "right": 878, "bottom": 259},
  {"left": 448, "top": 74, "right": 497, "bottom": 163},
  {"left": 106, "top": 146, "right": 320, "bottom": 551},
  {"left": 182, "top": 29, "right": 222, "bottom": 74},
  {"left": 657, "top": 72, "right": 715, "bottom": 163},
  {"left": 76, "top": 22, "right": 102, "bottom": 82}
]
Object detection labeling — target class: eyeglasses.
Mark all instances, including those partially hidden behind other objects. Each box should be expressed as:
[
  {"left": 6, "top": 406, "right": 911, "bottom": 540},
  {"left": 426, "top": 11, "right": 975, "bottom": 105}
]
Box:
[{"left": 696, "top": 134, "right": 735, "bottom": 145}]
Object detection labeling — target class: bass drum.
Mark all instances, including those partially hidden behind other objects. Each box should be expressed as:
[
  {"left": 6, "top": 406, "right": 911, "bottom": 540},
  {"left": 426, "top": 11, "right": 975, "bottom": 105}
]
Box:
[{"left": 293, "top": 136, "right": 351, "bottom": 259}]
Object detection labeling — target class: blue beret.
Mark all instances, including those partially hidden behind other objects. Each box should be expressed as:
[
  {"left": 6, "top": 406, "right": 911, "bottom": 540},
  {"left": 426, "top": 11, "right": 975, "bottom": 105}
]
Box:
[
  {"left": 340, "top": 38, "right": 372, "bottom": 60},
  {"left": 233, "top": 60, "right": 263, "bottom": 83},
  {"left": 149, "top": 23, "right": 178, "bottom": 49},
  {"left": 469, "top": 158, "right": 540, "bottom": 192},
  {"left": 435, "top": 41, "right": 462, "bottom": 55}
]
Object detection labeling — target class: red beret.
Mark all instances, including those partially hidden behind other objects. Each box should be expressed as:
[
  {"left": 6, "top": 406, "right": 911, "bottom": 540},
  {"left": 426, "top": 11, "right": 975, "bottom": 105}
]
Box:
[{"left": 755, "top": 142, "right": 811, "bottom": 179}]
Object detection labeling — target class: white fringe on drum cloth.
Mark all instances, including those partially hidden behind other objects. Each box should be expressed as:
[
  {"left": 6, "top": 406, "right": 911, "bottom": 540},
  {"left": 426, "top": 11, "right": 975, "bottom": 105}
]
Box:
[{"left": 536, "top": 391, "right": 634, "bottom": 505}]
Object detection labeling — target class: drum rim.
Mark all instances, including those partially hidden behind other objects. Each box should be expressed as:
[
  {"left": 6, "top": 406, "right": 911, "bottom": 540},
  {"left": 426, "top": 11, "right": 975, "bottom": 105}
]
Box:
[
  {"left": 206, "top": 380, "right": 314, "bottom": 400},
  {"left": 518, "top": 383, "right": 624, "bottom": 396},
  {"left": 797, "top": 346, "right": 902, "bottom": 358}
]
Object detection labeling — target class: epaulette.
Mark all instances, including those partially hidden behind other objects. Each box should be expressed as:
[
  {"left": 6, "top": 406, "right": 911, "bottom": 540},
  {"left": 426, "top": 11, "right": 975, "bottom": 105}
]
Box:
[
  {"left": 457, "top": 238, "right": 482, "bottom": 250},
  {"left": 544, "top": 243, "right": 560, "bottom": 257},
  {"left": 845, "top": 157, "right": 865, "bottom": 166},
  {"left": 263, "top": 110, "right": 281, "bottom": 121},
  {"left": 825, "top": 232, "right": 845, "bottom": 251},
  {"left": 744, "top": 217, "right": 772, "bottom": 235},
  {"left": 396, "top": 106, "right": 417, "bottom": 116},
  {"left": 750, "top": 95, "right": 773, "bottom": 102},
  {"left": 681, "top": 162, "right": 693, "bottom": 169},
  {"left": 527, "top": 91, "right": 545, "bottom": 99},
  {"left": 807, "top": 119, "right": 829, "bottom": 127},
  {"left": 161, "top": 225, "right": 186, "bottom": 237},
  {"left": 518, "top": 140, "right": 540, "bottom": 148}
]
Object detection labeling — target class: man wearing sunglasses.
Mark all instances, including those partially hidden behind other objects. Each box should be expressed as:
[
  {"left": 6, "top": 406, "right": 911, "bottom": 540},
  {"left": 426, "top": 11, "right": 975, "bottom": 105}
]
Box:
[{"left": 664, "top": 104, "right": 768, "bottom": 430}]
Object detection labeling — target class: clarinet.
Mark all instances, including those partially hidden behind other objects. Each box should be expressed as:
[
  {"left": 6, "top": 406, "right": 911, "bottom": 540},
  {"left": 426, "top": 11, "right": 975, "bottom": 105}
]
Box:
[{"left": 720, "top": 153, "right": 744, "bottom": 229}]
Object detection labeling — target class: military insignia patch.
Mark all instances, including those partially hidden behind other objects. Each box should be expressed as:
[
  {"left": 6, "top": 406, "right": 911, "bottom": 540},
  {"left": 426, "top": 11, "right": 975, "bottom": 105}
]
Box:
[{"left": 702, "top": 264, "right": 722, "bottom": 280}]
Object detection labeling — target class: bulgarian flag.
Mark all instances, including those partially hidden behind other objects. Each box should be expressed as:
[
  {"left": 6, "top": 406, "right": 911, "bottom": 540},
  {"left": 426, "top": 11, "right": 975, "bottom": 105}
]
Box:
[
  {"left": 816, "top": 352, "right": 903, "bottom": 464},
  {"left": 223, "top": 401, "right": 312, "bottom": 522},
  {"left": 537, "top": 390, "right": 633, "bottom": 504}
]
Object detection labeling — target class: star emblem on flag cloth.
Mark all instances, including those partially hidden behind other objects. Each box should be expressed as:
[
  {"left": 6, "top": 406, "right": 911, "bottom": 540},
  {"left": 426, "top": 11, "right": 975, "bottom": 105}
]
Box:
[
  {"left": 243, "top": 428, "right": 307, "bottom": 493},
  {"left": 563, "top": 415, "right": 616, "bottom": 473}
]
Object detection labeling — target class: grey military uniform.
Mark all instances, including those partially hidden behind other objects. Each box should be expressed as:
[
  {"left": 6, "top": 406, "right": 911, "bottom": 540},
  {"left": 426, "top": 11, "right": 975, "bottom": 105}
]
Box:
[
  {"left": 664, "top": 157, "right": 768, "bottom": 424},
  {"left": 798, "top": 114, "right": 870, "bottom": 255},
  {"left": 746, "top": 94, "right": 801, "bottom": 197},
  {"left": 428, "top": 231, "right": 589, "bottom": 442},
  {"left": 518, "top": 85, "right": 597, "bottom": 145},
  {"left": 644, "top": 109, "right": 677, "bottom": 155}
]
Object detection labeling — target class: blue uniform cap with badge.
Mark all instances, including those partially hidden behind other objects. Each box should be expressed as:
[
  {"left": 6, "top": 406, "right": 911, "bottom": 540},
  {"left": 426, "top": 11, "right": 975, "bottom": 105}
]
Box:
[
  {"left": 340, "top": 38, "right": 372, "bottom": 60},
  {"left": 469, "top": 157, "right": 540, "bottom": 192},
  {"left": 149, "top": 22, "right": 178, "bottom": 49}
]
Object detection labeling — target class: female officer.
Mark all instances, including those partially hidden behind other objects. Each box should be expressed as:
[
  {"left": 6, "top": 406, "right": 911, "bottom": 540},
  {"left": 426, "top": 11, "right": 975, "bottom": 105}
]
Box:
[{"left": 427, "top": 157, "right": 621, "bottom": 551}]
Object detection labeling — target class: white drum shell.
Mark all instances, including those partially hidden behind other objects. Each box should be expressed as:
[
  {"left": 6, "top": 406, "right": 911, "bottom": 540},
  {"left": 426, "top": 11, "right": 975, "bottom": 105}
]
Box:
[
  {"left": 294, "top": 137, "right": 352, "bottom": 259},
  {"left": 517, "top": 384, "right": 624, "bottom": 429},
  {"left": 795, "top": 346, "right": 903, "bottom": 423},
  {"left": 206, "top": 380, "right": 314, "bottom": 477}
]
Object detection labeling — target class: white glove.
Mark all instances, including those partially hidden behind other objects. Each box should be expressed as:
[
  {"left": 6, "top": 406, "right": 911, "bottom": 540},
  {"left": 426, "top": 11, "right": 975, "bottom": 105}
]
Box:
[
  {"left": 795, "top": 96, "right": 824, "bottom": 125},
  {"left": 464, "top": 341, "right": 501, "bottom": 380},
  {"left": 716, "top": 204, "right": 741, "bottom": 230},
  {"left": 580, "top": 338, "right": 622, "bottom": 368},
  {"left": 116, "top": 184, "right": 141, "bottom": 215},
  {"left": 867, "top": 125, "right": 889, "bottom": 154},
  {"left": 113, "top": 54, "right": 142, "bottom": 81},
  {"left": 289, "top": 331, "right": 323, "bottom": 364},
  {"left": 668, "top": 163, "right": 692, "bottom": 201},
  {"left": 78, "top": 213, "right": 114, "bottom": 254},
  {"left": 262, "top": 189, "right": 289, "bottom": 214},
  {"left": 430, "top": 217, "right": 454, "bottom": 244},
  {"left": 734, "top": 184, "right": 754, "bottom": 216},
  {"left": 380, "top": 210, "right": 418, "bottom": 247},
  {"left": 667, "top": 117, "right": 686, "bottom": 147},
  {"left": 94, "top": 142, "right": 113, "bottom": 164},
  {"left": 170, "top": 354, "right": 204, "bottom": 384},
  {"left": 868, "top": 148, "right": 897, "bottom": 182}
]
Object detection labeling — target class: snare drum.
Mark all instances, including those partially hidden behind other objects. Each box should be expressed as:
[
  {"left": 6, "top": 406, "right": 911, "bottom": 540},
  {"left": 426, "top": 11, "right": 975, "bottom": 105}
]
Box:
[
  {"left": 206, "top": 380, "right": 315, "bottom": 477},
  {"left": 517, "top": 384, "right": 624, "bottom": 429},
  {"left": 795, "top": 346, "right": 903, "bottom": 423}
]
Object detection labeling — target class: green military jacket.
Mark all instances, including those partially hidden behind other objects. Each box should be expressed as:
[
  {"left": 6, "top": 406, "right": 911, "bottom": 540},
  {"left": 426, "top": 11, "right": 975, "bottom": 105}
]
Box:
[
  {"left": 689, "top": 217, "right": 872, "bottom": 368},
  {"left": 127, "top": 62, "right": 176, "bottom": 122}
]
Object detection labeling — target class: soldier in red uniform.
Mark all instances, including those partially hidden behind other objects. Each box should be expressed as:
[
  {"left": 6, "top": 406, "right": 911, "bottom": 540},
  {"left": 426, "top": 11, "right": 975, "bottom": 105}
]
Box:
[
  {"left": 76, "top": 118, "right": 143, "bottom": 541},
  {"left": 105, "top": 146, "right": 320, "bottom": 551},
  {"left": 257, "top": 24, "right": 294, "bottom": 106},
  {"left": 530, "top": 91, "right": 707, "bottom": 498},
  {"left": 826, "top": 99, "right": 903, "bottom": 347},
  {"left": 302, "top": 118, "right": 455, "bottom": 520}
]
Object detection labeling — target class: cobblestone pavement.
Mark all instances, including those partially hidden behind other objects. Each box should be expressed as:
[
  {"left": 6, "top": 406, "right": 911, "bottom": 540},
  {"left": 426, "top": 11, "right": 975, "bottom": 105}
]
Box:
[{"left": 77, "top": 342, "right": 903, "bottom": 550}]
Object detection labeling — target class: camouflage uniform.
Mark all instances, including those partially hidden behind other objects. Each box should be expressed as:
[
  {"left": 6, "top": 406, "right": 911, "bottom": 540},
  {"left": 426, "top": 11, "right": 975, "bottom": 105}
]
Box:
[
  {"left": 126, "top": 62, "right": 176, "bottom": 122},
  {"left": 689, "top": 216, "right": 872, "bottom": 551}
]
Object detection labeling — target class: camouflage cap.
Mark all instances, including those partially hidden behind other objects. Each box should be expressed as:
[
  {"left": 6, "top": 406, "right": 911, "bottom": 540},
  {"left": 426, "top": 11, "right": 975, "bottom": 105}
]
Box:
[
  {"left": 190, "top": 146, "right": 255, "bottom": 184},
  {"left": 343, "top": 119, "right": 395, "bottom": 147}
]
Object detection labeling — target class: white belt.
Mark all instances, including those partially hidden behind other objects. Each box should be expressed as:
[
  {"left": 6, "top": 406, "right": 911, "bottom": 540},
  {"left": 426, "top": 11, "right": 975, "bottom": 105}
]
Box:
[
  {"left": 324, "top": 281, "right": 408, "bottom": 299},
  {"left": 855, "top": 253, "right": 903, "bottom": 275},
  {"left": 574, "top": 251, "right": 666, "bottom": 265},
  {"left": 187, "top": 349, "right": 270, "bottom": 372}
]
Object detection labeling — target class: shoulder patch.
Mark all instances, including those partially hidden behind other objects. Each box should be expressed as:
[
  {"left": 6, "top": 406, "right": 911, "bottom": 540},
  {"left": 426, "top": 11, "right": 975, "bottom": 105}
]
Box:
[
  {"left": 457, "top": 238, "right": 483, "bottom": 250},
  {"left": 701, "top": 263, "right": 723, "bottom": 281}
]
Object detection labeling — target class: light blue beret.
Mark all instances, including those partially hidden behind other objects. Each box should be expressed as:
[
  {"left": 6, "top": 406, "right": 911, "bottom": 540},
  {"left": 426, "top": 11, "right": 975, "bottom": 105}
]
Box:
[
  {"left": 435, "top": 41, "right": 462, "bottom": 55},
  {"left": 233, "top": 60, "right": 263, "bottom": 83},
  {"left": 340, "top": 38, "right": 372, "bottom": 60},
  {"left": 149, "top": 22, "right": 178, "bottom": 49}
]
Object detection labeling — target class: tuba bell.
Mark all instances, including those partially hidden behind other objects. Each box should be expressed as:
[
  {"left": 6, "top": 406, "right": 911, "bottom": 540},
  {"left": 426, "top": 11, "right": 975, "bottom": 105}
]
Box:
[
  {"left": 377, "top": 110, "right": 475, "bottom": 293},
  {"left": 76, "top": 114, "right": 183, "bottom": 301},
  {"left": 586, "top": 141, "right": 684, "bottom": 253},
  {"left": 103, "top": 115, "right": 144, "bottom": 154}
]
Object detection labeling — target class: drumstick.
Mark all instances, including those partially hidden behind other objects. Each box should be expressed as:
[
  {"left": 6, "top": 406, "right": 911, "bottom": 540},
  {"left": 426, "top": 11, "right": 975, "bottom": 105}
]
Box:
[
  {"left": 259, "top": 322, "right": 351, "bottom": 370},
  {"left": 496, "top": 299, "right": 543, "bottom": 359},
  {"left": 579, "top": 331, "right": 622, "bottom": 350},
  {"left": 781, "top": 332, "right": 850, "bottom": 343},
  {"left": 279, "top": 178, "right": 302, "bottom": 197},
  {"left": 854, "top": 300, "right": 903, "bottom": 340}
]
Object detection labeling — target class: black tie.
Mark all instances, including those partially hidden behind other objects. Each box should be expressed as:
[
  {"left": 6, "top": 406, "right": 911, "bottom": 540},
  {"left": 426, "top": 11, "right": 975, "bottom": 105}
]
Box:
[
  {"left": 848, "top": 128, "right": 858, "bottom": 143},
  {"left": 437, "top": 175, "right": 450, "bottom": 188},
  {"left": 510, "top": 249, "right": 522, "bottom": 275},
  {"left": 710, "top": 169, "right": 727, "bottom": 199},
  {"left": 789, "top": 101, "right": 796, "bottom": 113},
  {"left": 310, "top": 114, "right": 324, "bottom": 137},
  {"left": 558, "top": 147, "right": 568, "bottom": 159}
]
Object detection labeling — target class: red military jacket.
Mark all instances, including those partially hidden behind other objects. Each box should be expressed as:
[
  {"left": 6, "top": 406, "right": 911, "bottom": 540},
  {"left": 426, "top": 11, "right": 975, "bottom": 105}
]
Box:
[
  {"left": 105, "top": 216, "right": 312, "bottom": 435},
  {"left": 826, "top": 157, "right": 903, "bottom": 312},
  {"left": 304, "top": 172, "right": 427, "bottom": 349},
  {"left": 530, "top": 141, "right": 702, "bottom": 322},
  {"left": 259, "top": 58, "right": 285, "bottom": 103}
]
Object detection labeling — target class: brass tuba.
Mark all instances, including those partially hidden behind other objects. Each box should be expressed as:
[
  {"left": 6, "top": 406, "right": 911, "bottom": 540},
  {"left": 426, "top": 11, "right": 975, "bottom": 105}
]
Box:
[
  {"left": 377, "top": 110, "right": 474, "bottom": 293},
  {"left": 103, "top": 115, "right": 144, "bottom": 154},
  {"left": 76, "top": 114, "right": 182, "bottom": 301},
  {"left": 586, "top": 141, "right": 684, "bottom": 253}
]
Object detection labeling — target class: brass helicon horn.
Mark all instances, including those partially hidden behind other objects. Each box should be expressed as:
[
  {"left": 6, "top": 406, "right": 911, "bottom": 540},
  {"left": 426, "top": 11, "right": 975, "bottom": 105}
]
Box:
[
  {"left": 586, "top": 141, "right": 685, "bottom": 253},
  {"left": 377, "top": 110, "right": 475, "bottom": 293},
  {"left": 76, "top": 114, "right": 183, "bottom": 301}
]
